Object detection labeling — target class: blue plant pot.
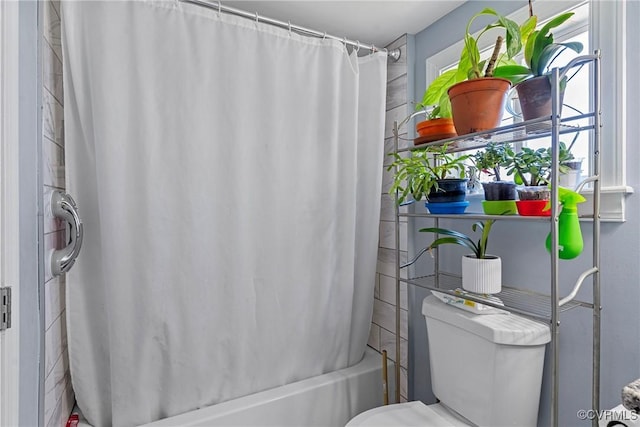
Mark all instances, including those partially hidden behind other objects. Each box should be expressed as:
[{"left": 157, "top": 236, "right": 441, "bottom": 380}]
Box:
[
  {"left": 425, "top": 201, "right": 470, "bottom": 214},
  {"left": 427, "top": 178, "right": 468, "bottom": 203}
]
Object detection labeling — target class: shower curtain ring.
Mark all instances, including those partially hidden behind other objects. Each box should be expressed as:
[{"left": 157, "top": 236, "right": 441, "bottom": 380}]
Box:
[
  {"left": 288, "top": 21, "right": 292, "bottom": 35},
  {"left": 255, "top": 12, "right": 259, "bottom": 24},
  {"left": 322, "top": 31, "right": 327, "bottom": 41},
  {"left": 217, "top": 1, "right": 221, "bottom": 17},
  {"left": 355, "top": 41, "right": 360, "bottom": 53}
]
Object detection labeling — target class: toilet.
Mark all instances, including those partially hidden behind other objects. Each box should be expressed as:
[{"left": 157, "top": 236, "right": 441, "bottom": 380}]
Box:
[{"left": 347, "top": 294, "right": 551, "bottom": 427}]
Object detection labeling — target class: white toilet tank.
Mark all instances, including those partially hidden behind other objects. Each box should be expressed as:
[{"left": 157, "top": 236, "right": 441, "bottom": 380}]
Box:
[{"left": 422, "top": 295, "right": 551, "bottom": 427}]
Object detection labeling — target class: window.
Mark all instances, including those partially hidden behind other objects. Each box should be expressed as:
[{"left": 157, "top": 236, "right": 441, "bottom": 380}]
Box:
[{"left": 424, "top": 0, "right": 633, "bottom": 221}]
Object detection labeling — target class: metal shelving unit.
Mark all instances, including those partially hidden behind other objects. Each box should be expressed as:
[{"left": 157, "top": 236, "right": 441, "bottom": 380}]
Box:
[{"left": 392, "top": 52, "right": 601, "bottom": 427}]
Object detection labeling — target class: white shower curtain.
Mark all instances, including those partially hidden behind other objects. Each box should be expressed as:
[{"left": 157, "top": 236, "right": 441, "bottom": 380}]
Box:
[{"left": 61, "top": 1, "right": 386, "bottom": 426}]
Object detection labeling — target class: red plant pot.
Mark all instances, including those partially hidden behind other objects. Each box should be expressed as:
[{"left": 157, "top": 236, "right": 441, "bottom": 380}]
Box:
[{"left": 516, "top": 200, "right": 551, "bottom": 216}]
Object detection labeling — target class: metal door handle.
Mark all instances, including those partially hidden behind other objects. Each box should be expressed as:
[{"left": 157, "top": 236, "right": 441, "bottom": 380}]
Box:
[{"left": 51, "top": 191, "right": 84, "bottom": 276}]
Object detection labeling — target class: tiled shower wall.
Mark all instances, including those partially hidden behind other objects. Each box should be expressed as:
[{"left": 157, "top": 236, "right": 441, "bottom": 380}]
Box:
[
  {"left": 368, "top": 34, "right": 410, "bottom": 402},
  {"left": 42, "top": 0, "right": 76, "bottom": 425}
]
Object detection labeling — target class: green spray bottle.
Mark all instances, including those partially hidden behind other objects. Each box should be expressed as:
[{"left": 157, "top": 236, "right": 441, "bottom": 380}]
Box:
[{"left": 545, "top": 186, "right": 586, "bottom": 260}]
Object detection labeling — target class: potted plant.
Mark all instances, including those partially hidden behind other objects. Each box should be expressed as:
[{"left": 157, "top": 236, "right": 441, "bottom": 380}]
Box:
[
  {"left": 388, "top": 143, "right": 472, "bottom": 213},
  {"left": 414, "top": 67, "right": 461, "bottom": 145},
  {"left": 420, "top": 220, "right": 502, "bottom": 294},
  {"left": 558, "top": 132, "right": 583, "bottom": 189},
  {"left": 559, "top": 157, "right": 583, "bottom": 189},
  {"left": 446, "top": 9, "right": 528, "bottom": 135},
  {"left": 493, "top": 10, "right": 584, "bottom": 121},
  {"left": 505, "top": 143, "right": 574, "bottom": 215},
  {"left": 414, "top": 104, "right": 457, "bottom": 145},
  {"left": 474, "top": 143, "right": 517, "bottom": 214}
]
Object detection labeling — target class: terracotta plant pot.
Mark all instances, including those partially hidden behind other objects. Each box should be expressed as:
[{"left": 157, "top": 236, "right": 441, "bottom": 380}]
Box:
[
  {"left": 515, "top": 75, "right": 565, "bottom": 122},
  {"left": 448, "top": 78, "right": 511, "bottom": 135},
  {"left": 415, "top": 118, "right": 458, "bottom": 145},
  {"left": 461, "top": 254, "right": 502, "bottom": 294}
]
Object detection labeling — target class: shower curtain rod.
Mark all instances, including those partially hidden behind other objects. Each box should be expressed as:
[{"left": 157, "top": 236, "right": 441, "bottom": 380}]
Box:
[{"left": 179, "top": 0, "right": 401, "bottom": 62}]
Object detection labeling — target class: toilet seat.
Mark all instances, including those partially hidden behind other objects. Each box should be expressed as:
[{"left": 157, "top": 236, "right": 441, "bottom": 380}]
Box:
[{"left": 346, "top": 401, "right": 470, "bottom": 426}]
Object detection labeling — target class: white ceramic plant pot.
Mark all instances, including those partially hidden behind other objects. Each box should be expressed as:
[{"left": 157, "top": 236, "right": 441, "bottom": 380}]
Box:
[
  {"left": 461, "top": 254, "right": 502, "bottom": 294},
  {"left": 559, "top": 169, "right": 582, "bottom": 189}
]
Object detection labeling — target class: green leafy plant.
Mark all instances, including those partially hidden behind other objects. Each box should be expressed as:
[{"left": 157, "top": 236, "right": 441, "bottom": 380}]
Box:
[
  {"left": 459, "top": 8, "right": 527, "bottom": 80},
  {"left": 505, "top": 142, "right": 573, "bottom": 186},
  {"left": 494, "top": 12, "right": 584, "bottom": 84},
  {"left": 388, "top": 143, "right": 472, "bottom": 204},
  {"left": 425, "top": 105, "right": 445, "bottom": 120},
  {"left": 419, "top": 220, "right": 496, "bottom": 259},
  {"left": 414, "top": 104, "right": 447, "bottom": 120},
  {"left": 417, "top": 69, "right": 458, "bottom": 119},
  {"left": 473, "top": 143, "right": 513, "bottom": 182},
  {"left": 416, "top": 8, "right": 528, "bottom": 120}
]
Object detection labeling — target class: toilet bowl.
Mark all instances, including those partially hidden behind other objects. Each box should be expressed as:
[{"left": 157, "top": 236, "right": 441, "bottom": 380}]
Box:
[
  {"left": 347, "top": 294, "right": 551, "bottom": 426},
  {"left": 346, "top": 401, "right": 470, "bottom": 426}
]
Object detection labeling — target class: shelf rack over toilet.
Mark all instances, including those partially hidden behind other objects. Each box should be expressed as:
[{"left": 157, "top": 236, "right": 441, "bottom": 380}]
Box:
[{"left": 390, "top": 52, "right": 601, "bottom": 427}]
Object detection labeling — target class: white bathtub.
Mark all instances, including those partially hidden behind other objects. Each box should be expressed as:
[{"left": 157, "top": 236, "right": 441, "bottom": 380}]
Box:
[{"left": 140, "top": 348, "right": 395, "bottom": 427}]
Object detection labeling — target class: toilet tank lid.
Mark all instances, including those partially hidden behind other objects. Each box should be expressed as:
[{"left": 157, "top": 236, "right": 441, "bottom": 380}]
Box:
[{"left": 422, "top": 295, "right": 551, "bottom": 346}]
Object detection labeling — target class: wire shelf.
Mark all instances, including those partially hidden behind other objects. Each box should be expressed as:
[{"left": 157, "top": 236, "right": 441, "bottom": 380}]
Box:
[
  {"left": 402, "top": 273, "right": 590, "bottom": 321},
  {"left": 402, "top": 114, "right": 595, "bottom": 153},
  {"left": 398, "top": 212, "right": 552, "bottom": 221}
]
